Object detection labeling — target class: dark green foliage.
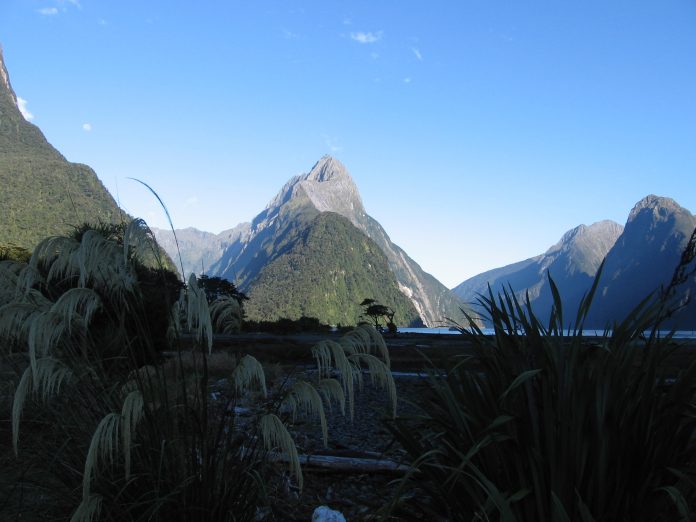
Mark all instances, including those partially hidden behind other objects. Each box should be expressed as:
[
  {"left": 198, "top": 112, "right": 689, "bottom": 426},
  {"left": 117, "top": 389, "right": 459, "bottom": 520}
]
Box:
[
  {"left": 360, "top": 297, "right": 397, "bottom": 332},
  {"left": 386, "top": 271, "right": 696, "bottom": 521},
  {"left": 0, "top": 157, "right": 123, "bottom": 249},
  {"left": 198, "top": 274, "right": 248, "bottom": 304},
  {"left": 243, "top": 315, "right": 334, "bottom": 334},
  {"left": 245, "top": 212, "right": 421, "bottom": 326}
]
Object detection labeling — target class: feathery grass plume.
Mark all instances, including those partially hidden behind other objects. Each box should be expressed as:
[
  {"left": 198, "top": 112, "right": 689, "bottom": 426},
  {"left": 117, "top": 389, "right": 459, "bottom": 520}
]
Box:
[
  {"left": 120, "top": 389, "right": 144, "bottom": 479},
  {"left": 312, "top": 339, "right": 357, "bottom": 418},
  {"left": 185, "top": 273, "right": 213, "bottom": 352},
  {"left": 0, "top": 259, "right": 23, "bottom": 302},
  {"left": 231, "top": 354, "right": 267, "bottom": 396},
  {"left": 23, "top": 287, "right": 103, "bottom": 379},
  {"left": 70, "top": 495, "right": 102, "bottom": 522},
  {"left": 210, "top": 295, "right": 243, "bottom": 334},
  {"left": 0, "top": 299, "right": 44, "bottom": 351},
  {"left": 50, "top": 288, "right": 102, "bottom": 332},
  {"left": 385, "top": 269, "right": 696, "bottom": 521},
  {"left": 260, "top": 413, "right": 302, "bottom": 489},
  {"left": 344, "top": 323, "right": 390, "bottom": 363},
  {"left": 122, "top": 218, "right": 154, "bottom": 265},
  {"left": 350, "top": 352, "right": 397, "bottom": 417},
  {"left": 15, "top": 259, "right": 48, "bottom": 296},
  {"left": 311, "top": 324, "right": 395, "bottom": 420},
  {"left": 81, "top": 413, "right": 121, "bottom": 501},
  {"left": 282, "top": 380, "right": 329, "bottom": 446},
  {"left": 12, "top": 356, "right": 72, "bottom": 454},
  {"left": 317, "top": 378, "right": 346, "bottom": 416}
]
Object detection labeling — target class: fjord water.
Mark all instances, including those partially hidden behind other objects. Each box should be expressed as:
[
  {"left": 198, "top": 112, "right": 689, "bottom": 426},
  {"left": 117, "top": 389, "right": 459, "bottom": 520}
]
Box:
[{"left": 399, "top": 327, "right": 696, "bottom": 339}]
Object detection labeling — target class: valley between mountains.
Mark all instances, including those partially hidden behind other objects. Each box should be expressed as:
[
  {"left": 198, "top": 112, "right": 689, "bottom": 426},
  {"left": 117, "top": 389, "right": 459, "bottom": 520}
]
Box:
[{"left": 2, "top": 45, "right": 695, "bottom": 329}]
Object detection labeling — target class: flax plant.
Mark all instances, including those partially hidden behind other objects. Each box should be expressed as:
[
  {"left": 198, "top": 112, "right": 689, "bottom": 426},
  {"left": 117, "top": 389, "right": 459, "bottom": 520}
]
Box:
[{"left": 386, "top": 266, "right": 696, "bottom": 521}]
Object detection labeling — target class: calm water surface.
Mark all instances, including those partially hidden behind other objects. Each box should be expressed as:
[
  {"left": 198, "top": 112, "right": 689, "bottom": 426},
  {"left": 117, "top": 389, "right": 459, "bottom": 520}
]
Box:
[{"left": 399, "top": 327, "right": 696, "bottom": 339}]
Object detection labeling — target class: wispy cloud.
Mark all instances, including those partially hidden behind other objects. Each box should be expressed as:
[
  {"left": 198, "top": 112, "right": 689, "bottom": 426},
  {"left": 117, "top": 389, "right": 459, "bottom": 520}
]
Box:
[
  {"left": 98, "top": 18, "right": 107, "bottom": 26},
  {"left": 370, "top": 52, "right": 379, "bottom": 60},
  {"left": 282, "top": 28, "right": 299, "bottom": 39},
  {"left": 350, "top": 31, "right": 382, "bottom": 44},
  {"left": 412, "top": 47, "right": 423, "bottom": 61},
  {"left": 17, "top": 97, "right": 34, "bottom": 121},
  {"left": 82, "top": 123, "right": 92, "bottom": 132},
  {"left": 37, "top": 7, "right": 58, "bottom": 15},
  {"left": 403, "top": 77, "right": 412, "bottom": 84},
  {"left": 37, "top": 1, "right": 81, "bottom": 16}
]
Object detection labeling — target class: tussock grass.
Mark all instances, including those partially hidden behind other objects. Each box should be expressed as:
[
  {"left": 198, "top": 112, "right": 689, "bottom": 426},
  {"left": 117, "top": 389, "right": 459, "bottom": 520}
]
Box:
[{"left": 0, "top": 219, "right": 396, "bottom": 521}]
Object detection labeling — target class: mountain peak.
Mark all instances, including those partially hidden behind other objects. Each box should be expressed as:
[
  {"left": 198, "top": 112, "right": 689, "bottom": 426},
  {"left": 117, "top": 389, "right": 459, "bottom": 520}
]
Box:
[
  {"left": 628, "top": 194, "right": 683, "bottom": 223},
  {"left": 293, "top": 156, "right": 365, "bottom": 217},
  {"left": 0, "top": 45, "right": 17, "bottom": 101},
  {"left": 305, "top": 155, "right": 350, "bottom": 182},
  {"left": 547, "top": 220, "right": 623, "bottom": 255}
]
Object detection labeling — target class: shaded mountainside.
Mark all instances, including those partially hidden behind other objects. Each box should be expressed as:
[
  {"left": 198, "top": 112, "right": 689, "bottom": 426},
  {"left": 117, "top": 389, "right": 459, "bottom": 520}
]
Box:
[
  {"left": 453, "top": 220, "right": 624, "bottom": 325},
  {"left": 152, "top": 223, "right": 250, "bottom": 279},
  {"left": 589, "top": 195, "right": 696, "bottom": 329},
  {"left": 0, "top": 48, "right": 122, "bottom": 249},
  {"left": 454, "top": 195, "right": 696, "bottom": 329},
  {"left": 209, "top": 156, "right": 466, "bottom": 326},
  {"left": 244, "top": 212, "right": 422, "bottom": 326}
]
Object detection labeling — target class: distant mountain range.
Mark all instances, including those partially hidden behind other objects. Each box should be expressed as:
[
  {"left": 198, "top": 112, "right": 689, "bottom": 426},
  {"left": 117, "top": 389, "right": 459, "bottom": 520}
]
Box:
[
  {"left": 453, "top": 196, "right": 696, "bottom": 329},
  {"left": 4, "top": 46, "right": 694, "bottom": 330},
  {"left": 154, "top": 156, "right": 465, "bottom": 326},
  {"left": 0, "top": 48, "right": 122, "bottom": 249}
]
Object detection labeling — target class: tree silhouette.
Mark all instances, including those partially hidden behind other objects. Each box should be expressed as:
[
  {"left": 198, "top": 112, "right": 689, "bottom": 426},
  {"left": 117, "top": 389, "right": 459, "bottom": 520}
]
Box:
[{"left": 360, "top": 298, "right": 396, "bottom": 333}]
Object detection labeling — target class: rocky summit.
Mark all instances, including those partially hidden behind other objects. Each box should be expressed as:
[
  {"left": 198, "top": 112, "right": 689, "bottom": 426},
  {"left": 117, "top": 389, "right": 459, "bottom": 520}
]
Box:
[
  {"left": 157, "top": 156, "right": 466, "bottom": 326},
  {"left": 588, "top": 195, "right": 696, "bottom": 329}
]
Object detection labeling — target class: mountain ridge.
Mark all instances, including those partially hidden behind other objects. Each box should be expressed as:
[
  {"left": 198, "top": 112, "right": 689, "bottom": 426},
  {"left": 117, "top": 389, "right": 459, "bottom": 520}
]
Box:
[
  {"left": 453, "top": 219, "right": 624, "bottom": 324},
  {"left": 454, "top": 196, "right": 696, "bottom": 329},
  {"left": 0, "top": 47, "right": 123, "bottom": 249},
  {"left": 156, "top": 156, "right": 465, "bottom": 326},
  {"left": 588, "top": 195, "right": 696, "bottom": 328}
]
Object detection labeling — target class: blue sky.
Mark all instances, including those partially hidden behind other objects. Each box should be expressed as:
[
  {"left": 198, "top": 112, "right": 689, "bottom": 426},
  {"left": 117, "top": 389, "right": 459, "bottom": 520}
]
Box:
[{"left": 1, "top": 1, "right": 695, "bottom": 287}]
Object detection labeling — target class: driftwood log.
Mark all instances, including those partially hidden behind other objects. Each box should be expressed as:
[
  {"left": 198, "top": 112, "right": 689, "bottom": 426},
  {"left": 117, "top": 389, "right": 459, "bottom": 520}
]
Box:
[{"left": 269, "top": 451, "right": 414, "bottom": 475}]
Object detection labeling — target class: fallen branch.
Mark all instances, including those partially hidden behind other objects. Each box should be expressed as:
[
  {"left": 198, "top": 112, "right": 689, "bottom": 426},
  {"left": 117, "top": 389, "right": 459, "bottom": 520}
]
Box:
[{"left": 268, "top": 452, "right": 414, "bottom": 475}]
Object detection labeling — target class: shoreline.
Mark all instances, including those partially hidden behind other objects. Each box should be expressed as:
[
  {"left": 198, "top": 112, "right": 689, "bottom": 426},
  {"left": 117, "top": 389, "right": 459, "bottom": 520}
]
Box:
[{"left": 202, "top": 331, "right": 696, "bottom": 371}]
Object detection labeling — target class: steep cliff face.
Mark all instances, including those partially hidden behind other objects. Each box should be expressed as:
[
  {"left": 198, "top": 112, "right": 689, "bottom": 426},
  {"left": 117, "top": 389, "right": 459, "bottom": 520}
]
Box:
[
  {"left": 453, "top": 220, "right": 624, "bottom": 325},
  {"left": 208, "top": 156, "right": 464, "bottom": 326},
  {"left": 454, "top": 195, "right": 696, "bottom": 329},
  {"left": 588, "top": 195, "right": 696, "bottom": 328},
  {"left": 0, "top": 48, "right": 122, "bottom": 249}
]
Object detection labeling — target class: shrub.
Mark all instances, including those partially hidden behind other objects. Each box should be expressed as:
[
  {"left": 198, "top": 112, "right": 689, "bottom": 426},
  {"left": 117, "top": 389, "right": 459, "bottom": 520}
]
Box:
[{"left": 386, "top": 273, "right": 696, "bottom": 521}]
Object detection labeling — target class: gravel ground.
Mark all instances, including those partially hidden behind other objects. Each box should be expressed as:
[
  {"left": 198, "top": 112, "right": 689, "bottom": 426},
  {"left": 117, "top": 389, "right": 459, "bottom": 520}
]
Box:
[{"left": 262, "top": 372, "right": 430, "bottom": 521}]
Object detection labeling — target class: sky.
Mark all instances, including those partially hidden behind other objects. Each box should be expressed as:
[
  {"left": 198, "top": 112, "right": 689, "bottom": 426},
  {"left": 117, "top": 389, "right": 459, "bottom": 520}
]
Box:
[{"left": 1, "top": 0, "right": 695, "bottom": 288}]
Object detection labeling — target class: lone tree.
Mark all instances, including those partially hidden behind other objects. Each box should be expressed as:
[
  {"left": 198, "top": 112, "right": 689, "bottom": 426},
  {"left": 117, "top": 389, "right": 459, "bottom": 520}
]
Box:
[
  {"left": 360, "top": 298, "right": 397, "bottom": 333},
  {"left": 197, "top": 274, "right": 248, "bottom": 305}
]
